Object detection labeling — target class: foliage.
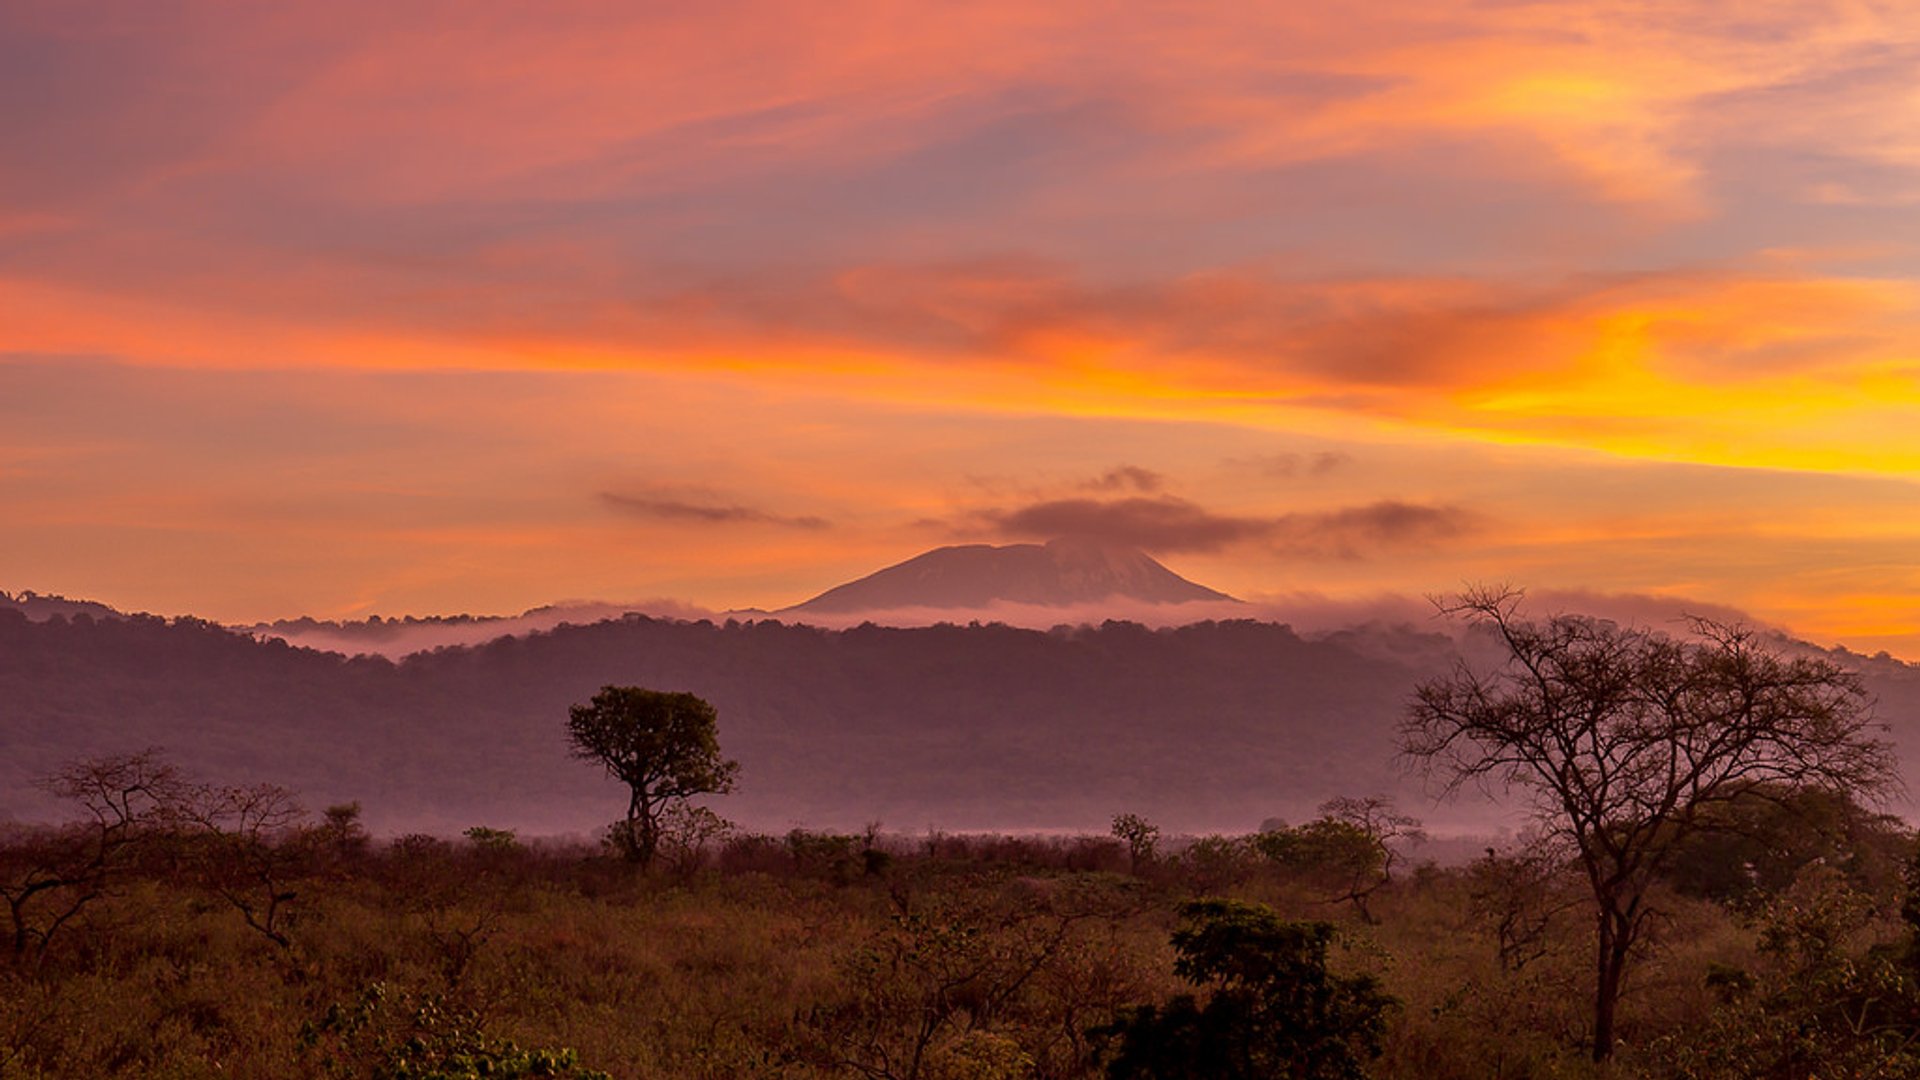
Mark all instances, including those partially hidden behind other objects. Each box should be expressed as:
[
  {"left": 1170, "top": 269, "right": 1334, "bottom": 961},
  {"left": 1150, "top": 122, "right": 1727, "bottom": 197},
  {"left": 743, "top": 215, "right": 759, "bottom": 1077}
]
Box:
[
  {"left": 8, "top": 753, "right": 1918, "bottom": 1078},
  {"left": 1180, "top": 835, "right": 1257, "bottom": 894},
  {"left": 1256, "top": 798, "right": 1421, "bottom": 923},
  {"left": 463, "top": 826, "right": 519, "bottom": 852},
  {"left": 565, "top": 686, "right": 738, "bottom": 869},
  {"left": 1659, "top": 784, "right": 1909, "bottom": 907},
  {"left": 299, "top": 982, "right": 610, "bottom": 1079},
  {"left": 806, "top": 871, "right": 1146, "bottom": 1080},
  {"left": 1096, "top": 899, "right": 1393, "bottom": 1080},
  {"left": 1651, "top": 865, "right": 1920, "bottom": 1079}
]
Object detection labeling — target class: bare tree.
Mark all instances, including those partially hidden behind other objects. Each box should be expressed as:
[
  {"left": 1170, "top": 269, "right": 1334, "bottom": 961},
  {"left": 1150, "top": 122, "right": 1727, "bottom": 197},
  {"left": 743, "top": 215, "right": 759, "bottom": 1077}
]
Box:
[
  {"left": 1401, "top": 587, "right": 1899, "bottom": 1062},
  {"left": 179, "top": 782, "right": 307, "bottom": 948},
  {"left": 1318, "top": 795, "right": 1424, "bottom": 923},
  {"left": 0, "top": 751, "right": 187, "bottom": 971},
  {"left": 1465, "top": 837, "right": 1584, "bottom": 973}
]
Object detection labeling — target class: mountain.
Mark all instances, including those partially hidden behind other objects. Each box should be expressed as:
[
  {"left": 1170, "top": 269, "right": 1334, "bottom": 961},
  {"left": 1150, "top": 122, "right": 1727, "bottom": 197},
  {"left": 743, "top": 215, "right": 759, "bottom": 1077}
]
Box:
[{"left": 786, "top": 537, "right": 1238, "bottom": 614}]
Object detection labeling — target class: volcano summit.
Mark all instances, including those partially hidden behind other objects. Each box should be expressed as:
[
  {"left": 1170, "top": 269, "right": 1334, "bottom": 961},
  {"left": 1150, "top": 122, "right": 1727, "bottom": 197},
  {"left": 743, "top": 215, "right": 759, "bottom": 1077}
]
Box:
[{"left": 784, "top": 537, "right": 1238, "bottom": 614}]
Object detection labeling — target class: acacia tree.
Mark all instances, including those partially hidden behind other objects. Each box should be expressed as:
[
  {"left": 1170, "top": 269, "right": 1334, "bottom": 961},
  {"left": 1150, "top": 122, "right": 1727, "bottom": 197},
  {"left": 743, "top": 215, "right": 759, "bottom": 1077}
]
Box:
[
  {"left": 1, "top": 750, "right": 187, "bottom": 971},
  {"left": 565, "top": 686, "right": 738, "bottom": 869},
  {"left": 178, "top": 782, "right": 307, "bottom": 948},
  {"left": 1401, "top": 587, "right": 1898, "bottom": 1062}
]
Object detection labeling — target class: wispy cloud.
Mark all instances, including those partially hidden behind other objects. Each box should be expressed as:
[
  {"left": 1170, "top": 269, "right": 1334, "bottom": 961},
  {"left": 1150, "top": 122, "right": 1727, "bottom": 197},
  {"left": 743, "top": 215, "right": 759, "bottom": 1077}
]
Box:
[
  {"left": 1081, "top": 465, "right": 1165, "bottom": 493},
  {"left": 600, "top": 492, "right": 830, "bottom": 530}
]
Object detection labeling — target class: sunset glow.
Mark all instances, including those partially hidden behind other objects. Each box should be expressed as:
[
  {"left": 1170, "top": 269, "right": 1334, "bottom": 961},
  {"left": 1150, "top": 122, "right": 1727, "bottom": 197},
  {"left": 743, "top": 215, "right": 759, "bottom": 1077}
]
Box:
[{"left": 8, "top": 1, "right": 1920, "bottom": 654}]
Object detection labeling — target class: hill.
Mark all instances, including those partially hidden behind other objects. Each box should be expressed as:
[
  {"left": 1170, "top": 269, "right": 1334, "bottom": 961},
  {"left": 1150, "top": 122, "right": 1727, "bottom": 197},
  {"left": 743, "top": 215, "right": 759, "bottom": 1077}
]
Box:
[
  {"left": 785, "top": 538, "right": 1236, "bottom": 613},
  {"left": 6, "top": 607, "right": 1916, "bottom": 838},
  {"left": 0, "top": 608, "right": 1456, "bottom": 836}
]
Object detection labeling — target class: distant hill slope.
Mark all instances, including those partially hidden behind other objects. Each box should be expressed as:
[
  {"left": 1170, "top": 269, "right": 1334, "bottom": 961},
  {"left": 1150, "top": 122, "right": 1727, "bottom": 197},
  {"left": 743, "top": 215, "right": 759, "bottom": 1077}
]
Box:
[
  {"left": 0, "top": 590, "right": 125, "bottom": 622},
  {"left": 0, "top": 609, "right": 1454, "bottom": 836},
  {"left": 787, "top": 538, "right": 1237, "bottom": 613},
  {"left": 4, "top": 608, "right": 1915, "bottom": 838},
  {"left": 245, "top": 600, "right": 715, "bottom": 658}
]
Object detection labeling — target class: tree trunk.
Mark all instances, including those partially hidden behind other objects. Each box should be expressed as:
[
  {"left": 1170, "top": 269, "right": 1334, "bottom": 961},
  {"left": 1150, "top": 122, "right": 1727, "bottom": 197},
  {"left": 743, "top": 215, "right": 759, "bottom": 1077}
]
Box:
[
  {"left": 625, "top": 787, "right": 658, "bottom": 869},
  {"left": 1592, "top": 908, "right": 1634, "bottom": 1062}
]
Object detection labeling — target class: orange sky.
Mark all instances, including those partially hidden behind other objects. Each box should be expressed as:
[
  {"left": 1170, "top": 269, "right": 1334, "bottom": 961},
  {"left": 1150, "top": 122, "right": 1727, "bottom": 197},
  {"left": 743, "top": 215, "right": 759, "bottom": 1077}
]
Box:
[{"left": 6, "top": 1, "right": 1920, "bottom": 655}]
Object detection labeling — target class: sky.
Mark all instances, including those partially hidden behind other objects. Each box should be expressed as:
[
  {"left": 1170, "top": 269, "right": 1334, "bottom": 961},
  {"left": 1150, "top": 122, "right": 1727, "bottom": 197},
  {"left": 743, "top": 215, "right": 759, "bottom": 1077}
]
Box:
[{"left": 6, "top": 1, "right": 1920, "bottom": 655}]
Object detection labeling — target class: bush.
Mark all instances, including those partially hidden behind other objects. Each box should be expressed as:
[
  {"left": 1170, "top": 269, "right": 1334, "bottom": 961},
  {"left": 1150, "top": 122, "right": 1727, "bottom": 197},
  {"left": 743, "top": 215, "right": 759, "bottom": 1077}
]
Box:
[{"left": 1097, "top": 899, "right": 1393, "bottom": 1080}]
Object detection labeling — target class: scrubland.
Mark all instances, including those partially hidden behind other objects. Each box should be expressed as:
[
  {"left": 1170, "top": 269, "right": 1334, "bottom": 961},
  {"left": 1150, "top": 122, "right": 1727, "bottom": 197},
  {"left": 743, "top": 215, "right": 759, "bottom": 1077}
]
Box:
[{"left": 5, "top": 796, "right": 1915, "bottom": 1079}]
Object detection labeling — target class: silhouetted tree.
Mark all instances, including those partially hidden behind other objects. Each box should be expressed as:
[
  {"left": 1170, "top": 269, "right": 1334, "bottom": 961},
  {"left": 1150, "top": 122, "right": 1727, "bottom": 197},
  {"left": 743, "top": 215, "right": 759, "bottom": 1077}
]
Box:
[
  {"left": 1, "top": 750, "right": 187, "bottom": 971},
  {"left": 1109, "top": 813, "right": 1160, "bottom": 876},
  {"left": 565, "top": 686, "right": 738, "bottom": 869},
  {"left": 179, "top": 781, "right": 306, "bottom": 948},
  {"left": 1402, "top": 586, "right": 1898, "bottom": 1061}
]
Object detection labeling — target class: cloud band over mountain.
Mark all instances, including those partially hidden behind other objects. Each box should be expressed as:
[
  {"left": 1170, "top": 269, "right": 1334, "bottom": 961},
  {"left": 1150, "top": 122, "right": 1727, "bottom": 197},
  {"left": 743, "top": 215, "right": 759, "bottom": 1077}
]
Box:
[{"left": 969, "top": 495, "right": 1478, "bottom": 556}]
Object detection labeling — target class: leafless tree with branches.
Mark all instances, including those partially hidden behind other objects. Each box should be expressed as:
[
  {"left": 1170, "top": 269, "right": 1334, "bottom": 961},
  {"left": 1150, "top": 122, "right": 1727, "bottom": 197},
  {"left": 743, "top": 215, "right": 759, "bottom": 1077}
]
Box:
[{"left": 1401, "top": 586, "right": 1900, "bottom": 1062}]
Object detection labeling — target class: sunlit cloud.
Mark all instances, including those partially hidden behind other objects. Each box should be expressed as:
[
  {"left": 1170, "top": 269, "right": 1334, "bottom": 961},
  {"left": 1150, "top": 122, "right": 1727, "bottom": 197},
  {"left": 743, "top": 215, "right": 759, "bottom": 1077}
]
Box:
[{"left": 8, "top": 1, "right": 1920, "bottom": 657}]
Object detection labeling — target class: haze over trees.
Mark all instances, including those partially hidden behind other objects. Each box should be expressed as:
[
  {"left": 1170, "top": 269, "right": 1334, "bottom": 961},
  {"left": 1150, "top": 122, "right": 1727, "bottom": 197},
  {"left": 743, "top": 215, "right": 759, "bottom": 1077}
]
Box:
[{"left": 1403, "top": 587, "right": 1900, "bottom": 1061}]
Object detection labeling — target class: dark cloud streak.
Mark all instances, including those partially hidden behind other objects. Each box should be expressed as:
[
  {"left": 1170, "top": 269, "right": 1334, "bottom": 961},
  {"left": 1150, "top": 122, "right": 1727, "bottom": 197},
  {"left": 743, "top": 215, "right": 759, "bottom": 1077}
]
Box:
[
  {"left": 1082, "top": 465, "right": 1165, "bottom": 492},
  {"left": 971, "top": 494, "right": 1477, "bottom": 557},
  {"left": 600, "top": 492, "right": 831, "bottom": 530}
]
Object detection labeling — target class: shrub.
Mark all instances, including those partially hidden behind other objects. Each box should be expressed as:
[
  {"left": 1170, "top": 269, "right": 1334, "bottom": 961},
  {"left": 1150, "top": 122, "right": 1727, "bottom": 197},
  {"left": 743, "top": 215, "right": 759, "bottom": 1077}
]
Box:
[{"left": 1096, "top": 899, "right": 1393, "bottom": 1080}]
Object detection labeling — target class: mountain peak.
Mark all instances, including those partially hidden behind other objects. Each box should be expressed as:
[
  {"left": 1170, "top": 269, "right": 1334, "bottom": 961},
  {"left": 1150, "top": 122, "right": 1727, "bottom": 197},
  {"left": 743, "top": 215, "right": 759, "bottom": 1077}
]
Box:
[{"left": 784, "top": 538, "right": 1237, "bottom": 614}]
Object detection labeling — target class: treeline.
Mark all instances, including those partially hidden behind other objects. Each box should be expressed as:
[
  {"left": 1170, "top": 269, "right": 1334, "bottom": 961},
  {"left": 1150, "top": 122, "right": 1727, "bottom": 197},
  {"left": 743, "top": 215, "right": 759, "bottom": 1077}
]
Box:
[
  {"left": 0, "top": 608, "right": 1451, "bottom": 835},
  {"left": 4, "top": 753, "right": 1919, "bottom": 1078}
]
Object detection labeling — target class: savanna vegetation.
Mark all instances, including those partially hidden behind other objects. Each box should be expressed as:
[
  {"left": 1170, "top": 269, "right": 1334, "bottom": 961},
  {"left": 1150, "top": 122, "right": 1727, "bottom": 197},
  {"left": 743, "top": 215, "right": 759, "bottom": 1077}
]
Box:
[
  {"left": 5, "top": 600, "right": 1919, "bottom": 1078},
  {"left": 4, "top": 759, "right": 1919, "bottom": 1078}
]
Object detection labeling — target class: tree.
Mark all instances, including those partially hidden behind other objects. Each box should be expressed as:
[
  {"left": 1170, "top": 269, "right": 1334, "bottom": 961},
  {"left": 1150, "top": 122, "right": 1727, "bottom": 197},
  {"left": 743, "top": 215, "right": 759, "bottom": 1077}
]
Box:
[
  {"left": 1096, "top": 900, "right": 1392, "bottom": 1080},
  {"left": 1, "top": 750, "right": 187, "bottom": 970},
  {"left": 565, "top": 686, "right": 738, "bottom": 869},
  {"left": 1110, "top": 813, "right": 1160, "bottom": 875},
  {"left": 1401, "top": 587, "right": 1898, "bottom": 1061},
  {"left": 1255, "top": 796, "right": 1422, "bottom": 923},
  {"left": 178, "top": 781, "right": 307, "bottom": 948}
]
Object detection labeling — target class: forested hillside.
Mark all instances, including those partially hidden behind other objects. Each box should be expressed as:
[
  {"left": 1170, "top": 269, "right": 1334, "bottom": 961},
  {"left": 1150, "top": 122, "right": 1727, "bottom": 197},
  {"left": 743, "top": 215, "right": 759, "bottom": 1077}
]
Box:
[
  {"left": 0, "top": 609, "right": 1455, "bottom": 836},
  {"left": 7, "top": 608, "right": 1918, "bottom": 838}
]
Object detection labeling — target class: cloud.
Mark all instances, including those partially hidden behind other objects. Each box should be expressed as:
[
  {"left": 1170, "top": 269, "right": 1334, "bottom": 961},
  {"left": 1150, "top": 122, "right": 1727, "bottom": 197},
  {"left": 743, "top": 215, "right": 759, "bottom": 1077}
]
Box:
[
  {"left": 600, "top": 492, "right": 830, "bottom": 530},
  {"left": 1082, "top": 465, "right": 1164, "bottom": 493},
  {"left": 5, "top": 1, "right": 1920, "bottom": 480},
  {"left": 1240, "top": 451, "right": 1353, "bottom": 478},
  {"left": 970, "top": 494, "right": 1479, "bottom": 557},
  {"left": 1270, "top": 501, "right": 1478, "bottom": 559},
  {"left": 979, "top": 496, "right": 1267, "bottom": 553}
]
